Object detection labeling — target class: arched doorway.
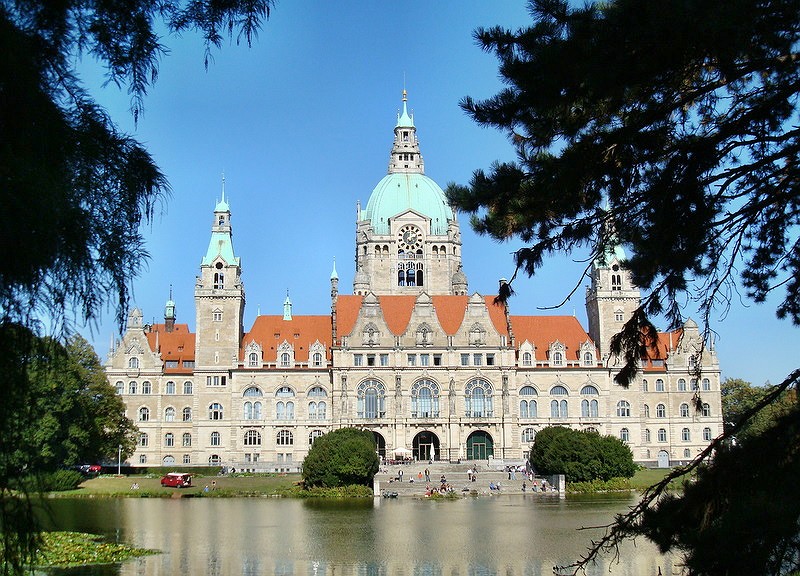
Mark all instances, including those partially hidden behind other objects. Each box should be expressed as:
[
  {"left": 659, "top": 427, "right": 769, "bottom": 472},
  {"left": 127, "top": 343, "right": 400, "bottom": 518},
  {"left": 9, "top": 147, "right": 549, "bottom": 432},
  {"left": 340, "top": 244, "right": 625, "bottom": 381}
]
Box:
[
  {"left": 372, "top": 432, "right": 386, "bottom": 459},
  {"left": 412, "top": 431, "right": 440, "bottom": 461},
  {"left": 466, "top": 431, "right": 494, "bottom": 460},
  {"left": 657, "top": 450, "right": 670, "bottom": 468}
]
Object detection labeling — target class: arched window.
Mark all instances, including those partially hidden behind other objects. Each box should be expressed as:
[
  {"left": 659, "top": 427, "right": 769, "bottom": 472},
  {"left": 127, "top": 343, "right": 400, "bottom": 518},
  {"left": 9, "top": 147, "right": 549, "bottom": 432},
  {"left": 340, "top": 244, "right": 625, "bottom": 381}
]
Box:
[
  {"left": 581, "top": 399, "right": 599, "bottom": 418},
  {"left": 680, "top": 403, "right": 690, "bottom": 418},
  {"left": 209, "top": 455, "right": 222, "bottom": 465},
  {"left": 312, "top": 352, "right": 323, "bottom": 366},
  {"left": 655, "top": 379, "right": 665, "bottom": 392},
  {"left": 580, "top": 385, "right": 599, "bottom": 395},
  {"left": 316, "top": 401, "right": 327, "bottom": 419},
  {"left": 642, "top": 379, "right": 649, "bottom": 392},
  {"left": 411, "top": 379, "right": 440, "bottom": 418},
  {"left": 620, "top": 428, "right": 630, "bottom": 442},
  {"left": 183, "top": 381, "right": 193, "bottom": 395},
  {"left": 213, "top": 271, "right": 224, "bottom": 289},
  {"left": 551, "top": 351, "right": 564, "bottom": 366},
  {"left": 163, "top": 455, "right": 175, "bottom": 465},
  {"left": 244, "top": 401, "right": 263, "bottom": 420},
  {"left": 309, "top": 429, "right": 324, "bottom": 445},
  {"left": 616, "top": 400, "right": 631, "bottom": 417},
  {"left": 611, "top": 274, "right": 622, "bottom": 291},
  {"left": 677, "top": 378, "right": 687, "bottom": 392},
  {"left": 277, "top": 430, "right": 293, "bottom": 446},
  {"left": 656, "top": 403, "right": 666, "bottom": 418},
  {"left": 682, "top": 428, "right": 691, "bottom": 442},
  {"left": 209, "top": 403, "right": 224, "bottom": 420},
  {"left": 702, "top": 378, "right": 711, "bottom": 391},
  {"left": 703, "top": 427, "right": 713, "bottom": 441},
  {"left": 702, "top": 403, "right": 711, "bottom": 417},
  {"left": 643, "top": 404, "right": 650, "bottom": 417},
  {"left": 658, "top": 428, "right": 667, "bottom": 442},
  {"left": 165, "top": 381, "right": 176, "bottom": 394},
  {"left": 244, "top": 386, "right": 263, "bottom": 397},
  {"left": 519, "top": 386, "right": 538, "bottom": 418},
  {"left": 308, "top": 386, "right": 327, "bottom": 397},
  {"left": 139, "top": 455, "right": 147, "bottom": 464},
  {"left": 550, "top": 399, "right": 568, "bottom": 418},
  {"left": 643, "top": 428, "right": 651, "bottom": 443},
  {"left": 164, "top": 433, "right": 174, "bottom": 447},
  {"left": 465, "top": 379, "right": 493, "bottom": 418},
  {"left": 583, "top": 352, "right": 594, "bottom": 366},
  {"left": 244, "top": 430, "right": 262, "bottom": 446},
  {"left": 182, "top": 407, "right": 192, "bottom": 421},
  {"left": 522, "top": 352, "right": 533, "bottom": 366},
  {"left": 210, "top": 431, "right": 221, "bottom": 446},
  {"left": 521, "top": 428, "right": 536, "bottom": 443},
  {"left": 164, "top": 407, "right": 175, "bottom": 422},
  {"left": 280, "top": 352, "right": 291, "bottom": 367},
  {"left": 138, "top": 432, "right": 148, "bottom": 447},
  {"left": 182, "top": 433, "right": 192, "bottom": 447},
  {"left": 275, "top": 401, "right": 294, "bottom": 420},
  {"left": 276, "top": 386, "right": 294, "bottom": 398},
  {"left": 357, "top": 379, "right": 386, "bottom": 418},
  {"left": 141, "top": 381, "right": 152, "bottom": 394},
  {"left": 550, "top": 385, "right": 569, "bottom": 396},
  {"left": 248, "top": 352, "right": 259, "bottom": 367},
  {"left": 115, "top": 381, "right": 124, "bottom": 394},
  {"left": 129, "top": 381, "right": 137, "bottom": 394},
  {"left": 138, "top": 406, "right": 149, "bottom": 421},
  {"left": 128, "top": 357, "right": 139, "bottom": 369}
]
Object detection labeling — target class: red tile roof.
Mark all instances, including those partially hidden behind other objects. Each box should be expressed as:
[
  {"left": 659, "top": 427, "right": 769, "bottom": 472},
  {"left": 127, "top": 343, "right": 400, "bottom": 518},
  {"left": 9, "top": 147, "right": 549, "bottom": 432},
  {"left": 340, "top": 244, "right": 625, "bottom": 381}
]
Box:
[
  {"left": 243, "top": 315, "right": 332, "bottom": 362},
  {"left": 509, "top": 315, "right": 593, "bottom": 360},
  {"left": 145, "top": 324, "right": 195, "bottom": 372},
  {"left": 336, "top": 294, "right": 510, "bottom": 338}
]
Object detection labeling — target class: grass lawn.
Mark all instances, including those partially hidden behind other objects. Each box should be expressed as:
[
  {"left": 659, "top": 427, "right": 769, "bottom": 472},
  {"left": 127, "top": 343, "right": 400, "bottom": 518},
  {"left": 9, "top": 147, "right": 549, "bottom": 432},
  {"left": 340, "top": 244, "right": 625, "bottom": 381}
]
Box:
[
  {"left": 630, "top": 467, "right": 689, "bottom": 491},
  {"left": 58, "top": 473, "right": 302, "bottom": 497}
]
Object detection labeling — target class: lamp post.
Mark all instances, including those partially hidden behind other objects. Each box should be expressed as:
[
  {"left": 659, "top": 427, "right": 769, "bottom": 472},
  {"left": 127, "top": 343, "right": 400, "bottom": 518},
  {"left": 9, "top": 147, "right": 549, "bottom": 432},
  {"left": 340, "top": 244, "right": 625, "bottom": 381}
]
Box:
[{"left": 118, "top": 444, "right": 122, "bottom": 475}]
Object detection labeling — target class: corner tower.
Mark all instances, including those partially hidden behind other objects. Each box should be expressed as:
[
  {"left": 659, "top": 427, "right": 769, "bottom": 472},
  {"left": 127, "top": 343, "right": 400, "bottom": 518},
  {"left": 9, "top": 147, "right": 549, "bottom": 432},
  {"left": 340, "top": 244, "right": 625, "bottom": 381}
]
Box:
[
  {"left": 194, "top": 190, "right": 245, "bottom": 369},
  {"left": 585, "top": 235, "right": 640, "bottom": 361},
  {"left": 355, "top": 91, "right": 466, "bottom": 295}
]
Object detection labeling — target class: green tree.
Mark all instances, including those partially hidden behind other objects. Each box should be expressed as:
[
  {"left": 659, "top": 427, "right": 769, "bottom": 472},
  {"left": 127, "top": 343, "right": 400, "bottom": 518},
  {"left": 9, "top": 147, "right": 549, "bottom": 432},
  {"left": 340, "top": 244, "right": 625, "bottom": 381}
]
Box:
[
  {"left": 302, "top": 428, "right": 380, "bottom": 489},
  {"left": 531, "top": 426, "right": 635, "bottom": 482},
  {"left": 1, "top": 2, "right": 273, "bottom": 573},
  {"left": 447, "top": 1, "right": 800, "bottom": 573},
  {"left": 722, "top": 377, "right": 797, "bottom": 442}
]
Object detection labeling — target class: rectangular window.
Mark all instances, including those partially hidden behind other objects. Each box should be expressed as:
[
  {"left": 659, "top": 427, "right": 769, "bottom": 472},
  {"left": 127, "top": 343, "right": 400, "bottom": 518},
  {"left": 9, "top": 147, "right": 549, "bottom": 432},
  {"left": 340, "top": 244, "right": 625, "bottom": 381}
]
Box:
[
  {"left": 486, "top": 354, "right": 495, "bottom": 366},
  {"left": 277, "top": 453, "right": 284, "bottom": 463},
  {"left": 407, "top": 355, "right": 416, "bottom": 366},
  {"left": 206, "top": 375, "right": 226, "bottom": 386},
  {"left": 433, "top": 354, "right": 442, "bottom": 366},
  {"left": 245, "top": 453, "right": 252, "bottom": 463},
  {"left": 165, "top": 360, "right": 178, "bottom": 369},
  {"left": 460, "top": 354, "right": 469, "bottom": 366},
  {"left": 354, "top": 355, "right": 363, "bottom": 367},
  {"left": 367, "top": 354, "right": 376, "bottom": 366},
  {"left": 420, "top": 354, "right": 430, "bottom": 366},
  {"left": 473, "top": 354, "right": 483, "bottom": 366},
  {"left": 183, "top": 361, "right": 195, "bottom": 368},
  {"left": 380, "top": 354, "right": 389, "bottom": 366}
]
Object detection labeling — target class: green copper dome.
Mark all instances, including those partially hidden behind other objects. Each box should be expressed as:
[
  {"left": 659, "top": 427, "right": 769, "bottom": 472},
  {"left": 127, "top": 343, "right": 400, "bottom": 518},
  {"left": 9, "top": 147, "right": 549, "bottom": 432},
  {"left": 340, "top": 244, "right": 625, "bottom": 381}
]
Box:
[{"left": 363, "top": 172, "right": 454, "bottom": 235}]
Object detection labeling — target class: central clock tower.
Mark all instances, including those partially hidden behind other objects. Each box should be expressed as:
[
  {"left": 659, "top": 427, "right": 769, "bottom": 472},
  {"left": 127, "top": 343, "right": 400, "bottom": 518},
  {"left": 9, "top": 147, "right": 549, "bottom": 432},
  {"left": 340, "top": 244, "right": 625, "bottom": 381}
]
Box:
[{"left": 354, "top": 92, "right": 467, "bottom": 296}]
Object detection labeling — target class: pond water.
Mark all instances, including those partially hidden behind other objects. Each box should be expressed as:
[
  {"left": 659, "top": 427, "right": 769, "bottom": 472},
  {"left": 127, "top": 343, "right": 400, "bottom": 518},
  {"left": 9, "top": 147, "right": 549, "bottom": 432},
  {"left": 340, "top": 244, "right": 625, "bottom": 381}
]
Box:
[{"left": 38, "top": 494, "right": 682, "bottom": 575}]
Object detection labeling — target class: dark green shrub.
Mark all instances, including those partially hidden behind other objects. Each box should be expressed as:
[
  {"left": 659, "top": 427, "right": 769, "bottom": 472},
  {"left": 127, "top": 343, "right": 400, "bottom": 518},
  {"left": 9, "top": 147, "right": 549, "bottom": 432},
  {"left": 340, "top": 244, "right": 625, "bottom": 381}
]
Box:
[
  {"left": 302, "top": 428, "right": 379, "bottom": 488},
  {"left": 26, "top": 470, "right": 84, "bottom": 492},
  {"left": 531, "top": 426, "right": 636, "bottom": 482}
]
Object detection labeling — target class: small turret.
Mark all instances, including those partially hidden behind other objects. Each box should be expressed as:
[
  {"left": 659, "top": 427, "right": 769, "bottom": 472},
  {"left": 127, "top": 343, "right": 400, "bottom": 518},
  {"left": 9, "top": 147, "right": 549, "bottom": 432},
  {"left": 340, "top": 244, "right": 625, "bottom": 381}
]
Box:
[{"left": 164, "top": 285, "right": 176, "bottom": 333}]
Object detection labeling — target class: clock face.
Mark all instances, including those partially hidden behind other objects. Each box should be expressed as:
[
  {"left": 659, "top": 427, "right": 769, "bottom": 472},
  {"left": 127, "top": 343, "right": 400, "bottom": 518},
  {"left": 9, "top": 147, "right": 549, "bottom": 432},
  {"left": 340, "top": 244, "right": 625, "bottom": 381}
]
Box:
[{"left": 398, "top": 225, "right": 422, "bottom": 250}]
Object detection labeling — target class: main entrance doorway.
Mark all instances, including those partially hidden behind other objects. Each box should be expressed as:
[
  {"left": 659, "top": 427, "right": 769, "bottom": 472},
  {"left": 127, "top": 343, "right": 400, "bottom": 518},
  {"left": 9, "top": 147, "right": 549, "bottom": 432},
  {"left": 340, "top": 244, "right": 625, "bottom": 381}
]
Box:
[
  {"left": 657, "top": 450, "right": 670, "bottom": 468},
  {"left": 412, "top": 431, "right": 440, "bottom": 461},
  {"left": 372, "top": 432, "right": 386, "bottom": 459},
  {"left": 466, "top": 431, "right": 494, "bottom": 460}
]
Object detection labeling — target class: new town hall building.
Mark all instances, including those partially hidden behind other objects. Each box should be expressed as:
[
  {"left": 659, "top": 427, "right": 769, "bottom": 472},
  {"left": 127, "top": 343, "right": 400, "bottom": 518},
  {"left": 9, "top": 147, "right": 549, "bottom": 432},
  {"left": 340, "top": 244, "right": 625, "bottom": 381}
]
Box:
[{"left": 106, "top": 93, "right": 723, "bottom": 471}]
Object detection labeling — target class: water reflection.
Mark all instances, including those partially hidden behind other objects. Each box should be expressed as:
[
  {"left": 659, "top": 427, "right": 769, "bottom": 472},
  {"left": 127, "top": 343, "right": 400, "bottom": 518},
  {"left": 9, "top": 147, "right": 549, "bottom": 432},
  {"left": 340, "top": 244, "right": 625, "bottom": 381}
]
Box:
[{"left": 40, "top": 495, "right": 681, "bottom": 575}]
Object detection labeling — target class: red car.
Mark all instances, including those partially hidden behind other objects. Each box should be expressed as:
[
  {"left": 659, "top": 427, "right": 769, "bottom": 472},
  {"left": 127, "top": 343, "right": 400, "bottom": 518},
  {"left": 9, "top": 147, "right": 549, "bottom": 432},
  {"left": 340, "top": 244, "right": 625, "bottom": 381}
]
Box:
[{"left": 160, "top": 473, "right": 192, "bottom": 488}]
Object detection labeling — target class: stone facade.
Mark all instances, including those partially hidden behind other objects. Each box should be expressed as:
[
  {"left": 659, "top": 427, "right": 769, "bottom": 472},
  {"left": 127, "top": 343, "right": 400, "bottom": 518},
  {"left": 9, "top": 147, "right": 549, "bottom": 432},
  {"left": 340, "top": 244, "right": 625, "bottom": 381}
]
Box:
[{"left": 106, "top": 94, "right": 724, "bottom": 471}]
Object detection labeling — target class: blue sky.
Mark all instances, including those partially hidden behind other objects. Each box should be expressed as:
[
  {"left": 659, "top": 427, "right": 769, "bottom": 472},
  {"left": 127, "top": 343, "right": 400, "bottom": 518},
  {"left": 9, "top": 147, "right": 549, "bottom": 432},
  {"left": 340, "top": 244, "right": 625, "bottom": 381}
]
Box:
[{"left": 78, "top": 1, "right": 796, "bottom": 386}]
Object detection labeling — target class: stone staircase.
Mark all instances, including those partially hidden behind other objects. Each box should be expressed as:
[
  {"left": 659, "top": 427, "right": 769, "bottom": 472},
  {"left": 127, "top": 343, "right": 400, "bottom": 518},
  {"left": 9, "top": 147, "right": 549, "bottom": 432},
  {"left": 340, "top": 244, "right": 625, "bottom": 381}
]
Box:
[{"left": 374, "top": 461, "right": 558, "bottom": 497}]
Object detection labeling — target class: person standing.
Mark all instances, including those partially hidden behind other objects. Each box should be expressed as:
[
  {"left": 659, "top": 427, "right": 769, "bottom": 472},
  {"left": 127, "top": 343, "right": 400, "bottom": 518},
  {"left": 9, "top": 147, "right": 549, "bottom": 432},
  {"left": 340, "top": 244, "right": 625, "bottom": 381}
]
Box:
[
  {"left": 424, "top": 468, "right": 430, "bottom": 482},
  {"left": 398, "top": 469, "right": 403, "bottom": 482}
]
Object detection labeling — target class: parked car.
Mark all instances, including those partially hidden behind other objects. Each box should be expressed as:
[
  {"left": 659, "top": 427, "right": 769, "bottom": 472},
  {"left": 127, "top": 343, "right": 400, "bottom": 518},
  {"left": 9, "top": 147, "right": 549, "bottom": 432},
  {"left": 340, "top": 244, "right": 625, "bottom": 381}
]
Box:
[
  {"left": 76, "top": 464, "right": 102, "bottom": 476},
  {"left": 160, "top": 472, "right": 192, "bottom": 488}
]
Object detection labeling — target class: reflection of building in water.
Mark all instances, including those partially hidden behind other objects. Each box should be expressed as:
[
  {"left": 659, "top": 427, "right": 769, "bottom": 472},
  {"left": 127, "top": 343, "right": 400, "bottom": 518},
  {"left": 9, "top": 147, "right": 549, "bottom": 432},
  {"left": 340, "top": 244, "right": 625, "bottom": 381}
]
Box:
[
  {"left": 117, "top": 498, "right": 681, "bottom": 576},
  {"left": 106, "top": 92, "right": 723, "bottom": 471}
]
